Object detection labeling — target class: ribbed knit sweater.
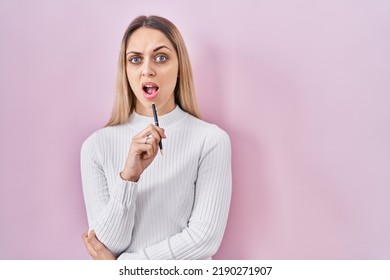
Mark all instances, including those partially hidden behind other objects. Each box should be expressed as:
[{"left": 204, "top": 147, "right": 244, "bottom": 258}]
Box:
[{"left": 80, "top": 106, "right": 232, "bottom": 259}]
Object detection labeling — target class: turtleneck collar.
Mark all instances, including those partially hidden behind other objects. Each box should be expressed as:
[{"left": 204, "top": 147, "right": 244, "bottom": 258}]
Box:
[{"left": 127, "top": 105, "right": 188, "bottom": 130}]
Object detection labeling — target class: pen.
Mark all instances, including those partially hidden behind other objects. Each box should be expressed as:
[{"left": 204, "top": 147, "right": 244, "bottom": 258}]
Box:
[{"left": 152, "top": 103, "right": 163, "bottom": 155}]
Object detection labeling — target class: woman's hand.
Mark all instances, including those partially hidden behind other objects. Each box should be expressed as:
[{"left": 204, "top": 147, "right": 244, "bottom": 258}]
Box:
[
  {"left": 120, "top": 124, "right": 166, "bottom": 182},
  {"left": 82, "top": 230, "right": 116, "bottom": 260}
]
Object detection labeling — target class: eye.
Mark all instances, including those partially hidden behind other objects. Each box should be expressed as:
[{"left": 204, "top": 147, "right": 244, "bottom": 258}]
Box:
[
  {"left": 129, "top": 56, "right": 142, "bottom": 64},
  {"left": 155, "top": 54, "right": 167, "bottom": 63}
]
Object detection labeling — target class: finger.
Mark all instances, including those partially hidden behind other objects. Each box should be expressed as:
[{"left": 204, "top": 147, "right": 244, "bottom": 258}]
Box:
[
  {"left": 82, "top": 234, "right": 91, "bottom": 252},
  {"left": 147, "top": 125, "right": 166, "bottom": 140},
  {"left": 139, "top": 134, "right": 157, "bottom": 146},
  {"left": 136, "top": 131, "right": 158, "bottom": 152},
  {"left": 86, "top": 232, "right": 112, "bottom": 259},
  {"left": 139, "top": 143, "right": 157, "bottom": 159},
  {"left": 82, "top": 232, "right": 88, "bottom": 240},
  {"left": 154, "top": 126, "right": 166, "bottom": 139},
  {"left": 82, "top": 232, "right": 96, "bottom": 258},
  {"left": 129, "top": 140, "right": 156, "bottom": 159},
  {"left": 82, "top": 231, "right": 91, "bottom": 246},
  {"left": 133, "top": 132, "right": 157, "bottom": 148},
  {"left": 84, "top": 241, "right": 94, "bottom": 256},
  {"left": 87, "top": 230, "right": 100, "bottom": 246},
  {"left": 144, "top": 130, "right": 161, "bottom": 147},
  {"left": 134, "top": 124, "right": 156, "bottom": 138},
  {"left": 87, "top": 231, "right": 104, "bottom": 259},
  {"left": 88, "top": 230, "right": 96, "bottom": 238},
  {"left": 135, "top": 124, "right": 166, "bottom": 140}
]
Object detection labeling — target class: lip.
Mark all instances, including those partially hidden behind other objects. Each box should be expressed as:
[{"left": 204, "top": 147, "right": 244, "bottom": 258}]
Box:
[{"left": 142, "top": 82, "right": 159, "bottom": 100}]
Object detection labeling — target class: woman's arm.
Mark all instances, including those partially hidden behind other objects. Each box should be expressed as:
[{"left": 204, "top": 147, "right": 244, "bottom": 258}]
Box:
[
  {"left": 80, "top": 133, "right": 138, "bottom": 257},
  {"left": 81, "top": 125, "right": 166, "bottom": 257},
  {"left": 82, "top": 230, "right": 116, "bottom": 260},
  {"left": 119, "top": 126, "right": 232, "bottom": 259}
]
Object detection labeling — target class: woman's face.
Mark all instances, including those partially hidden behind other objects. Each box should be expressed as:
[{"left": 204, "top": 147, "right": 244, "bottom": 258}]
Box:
[{"left": 126, "top": 27, "right": 179, "bottom": 116}]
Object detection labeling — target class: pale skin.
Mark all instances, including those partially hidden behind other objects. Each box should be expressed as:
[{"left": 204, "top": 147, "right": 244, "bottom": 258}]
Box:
[{"left": 82, "top": 27, "right": 179, "bottom": 259}]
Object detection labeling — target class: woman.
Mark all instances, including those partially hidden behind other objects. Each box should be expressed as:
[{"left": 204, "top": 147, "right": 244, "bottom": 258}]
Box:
[{"left": 80, "top": 15, "right": 231, "bottom": 260}]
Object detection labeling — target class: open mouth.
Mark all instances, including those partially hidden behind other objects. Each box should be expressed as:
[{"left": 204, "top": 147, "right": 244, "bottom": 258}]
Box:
[{"left": 142, "top": 82, "right": 159, "bottom": 98}]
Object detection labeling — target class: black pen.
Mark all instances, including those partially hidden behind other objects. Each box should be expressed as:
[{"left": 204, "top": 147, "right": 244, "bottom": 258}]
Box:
[{"left": 152, "top": 103, "right": 163, "bottom": 155}]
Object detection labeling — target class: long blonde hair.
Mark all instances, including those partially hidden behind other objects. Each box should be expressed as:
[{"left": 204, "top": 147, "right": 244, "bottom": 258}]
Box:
[{"left": 106, "top": 15, "right": 200, "bottom": 127}]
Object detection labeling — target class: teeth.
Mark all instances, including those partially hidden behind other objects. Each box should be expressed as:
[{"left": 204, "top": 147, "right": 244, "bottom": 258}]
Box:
[{"left": 144, "top": 85, "right": 154, "bottom": 88}]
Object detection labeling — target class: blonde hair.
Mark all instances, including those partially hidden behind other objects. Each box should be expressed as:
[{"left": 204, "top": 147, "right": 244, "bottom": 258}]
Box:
[{"left": 106, "top": 15, "right": 200, "bottom": 127}]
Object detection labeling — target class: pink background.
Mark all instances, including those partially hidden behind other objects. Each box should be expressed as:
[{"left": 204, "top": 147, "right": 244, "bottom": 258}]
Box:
[{"left": 1, "top": 0, "right": 389, "bottom": 259}]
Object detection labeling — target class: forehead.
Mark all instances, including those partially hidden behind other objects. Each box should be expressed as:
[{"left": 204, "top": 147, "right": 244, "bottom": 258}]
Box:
[{"left": 126, "top": 27, "right": 174, "bottom": 52}]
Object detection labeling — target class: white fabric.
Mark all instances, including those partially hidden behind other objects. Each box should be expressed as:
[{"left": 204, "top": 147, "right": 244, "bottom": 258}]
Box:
[{"left": 81, "top": 106, "right": 232, "bottom": 259}]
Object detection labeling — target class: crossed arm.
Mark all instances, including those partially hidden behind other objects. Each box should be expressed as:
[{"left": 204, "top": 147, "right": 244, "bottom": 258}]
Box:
[{"left": 81, "top": 126, "right": 232, "bottom": 260}]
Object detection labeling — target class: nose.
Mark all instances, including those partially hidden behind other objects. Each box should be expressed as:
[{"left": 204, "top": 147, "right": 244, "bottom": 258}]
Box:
[{"left": 142, "top": 59, "right": 155, "bottom": 77}]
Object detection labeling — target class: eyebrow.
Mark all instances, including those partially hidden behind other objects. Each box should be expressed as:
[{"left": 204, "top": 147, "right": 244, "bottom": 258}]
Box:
[{"left": 126, "top": 45, "right": 172, "bottom": 56}]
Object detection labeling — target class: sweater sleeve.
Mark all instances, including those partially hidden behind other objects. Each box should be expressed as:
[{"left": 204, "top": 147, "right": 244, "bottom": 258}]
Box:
[
  {"left": 118, "top": 126, "right": 232, "bottom": 260},
  {"left": 80, "top": 133, "right": 138, "bottom": 257}
]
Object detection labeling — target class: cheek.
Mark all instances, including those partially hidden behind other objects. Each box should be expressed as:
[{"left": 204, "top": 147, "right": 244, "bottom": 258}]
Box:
[
  {"left": 163, "top": 74, "right": 178, "bottom": 93},
  {"left": 126, "top": 74, "right": 141, "bottom": 97},
  {"left": 126, "top": 69, "right": 137, "bottom": 86},
  {"left": 165, "top": 65, "right": 179, "bottom": 88}
]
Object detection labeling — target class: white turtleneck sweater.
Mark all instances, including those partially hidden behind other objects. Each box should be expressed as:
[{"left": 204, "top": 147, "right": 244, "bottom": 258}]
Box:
[{"left": 80, "top": 106, "right": 232, "bottom": 259}]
